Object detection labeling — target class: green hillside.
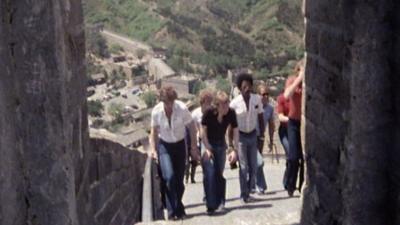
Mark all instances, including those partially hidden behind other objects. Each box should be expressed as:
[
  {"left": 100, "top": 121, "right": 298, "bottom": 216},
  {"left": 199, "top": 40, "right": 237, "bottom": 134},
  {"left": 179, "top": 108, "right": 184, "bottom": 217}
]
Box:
[{"left": 83, "top": 0, "right": 304, "bottom": 78}]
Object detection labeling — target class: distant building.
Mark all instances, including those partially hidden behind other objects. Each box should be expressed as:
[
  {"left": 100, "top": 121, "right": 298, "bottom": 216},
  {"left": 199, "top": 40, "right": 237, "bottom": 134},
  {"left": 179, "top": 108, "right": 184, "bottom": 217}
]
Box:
[
  {"left": 117, "top": 128, "right": 149, "bottom": 149},
  {"left": 86, "top": 86, "right": 96, "bottom": 97},
  {"left": 161, "top": 75, "right": 198, "bottom": 96},
  {"left": 148, "top": 58, "right": 175, "bottom": 81},
  {"left": 88, "top": 73, "right": 106, "bottom": 86},
  {"left": 152, "top": 47, "right": 167, "bottom": 60},
  {"left": 112, "top": 55, "right": 126, "bottom": 63}
]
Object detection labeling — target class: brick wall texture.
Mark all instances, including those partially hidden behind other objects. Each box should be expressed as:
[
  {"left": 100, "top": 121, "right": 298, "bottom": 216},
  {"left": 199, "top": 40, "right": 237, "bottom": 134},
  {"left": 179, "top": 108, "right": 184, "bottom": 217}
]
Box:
[{"left": 301, "top": 1, "right": 400, "bottom": 225}]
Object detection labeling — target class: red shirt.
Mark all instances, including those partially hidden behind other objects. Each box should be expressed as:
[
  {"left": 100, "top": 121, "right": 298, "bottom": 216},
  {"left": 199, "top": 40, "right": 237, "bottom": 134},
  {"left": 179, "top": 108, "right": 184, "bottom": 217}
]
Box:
[
  {"left": 288, "top": 86, "right": 302, "bottom": 121},
  {"left": 276, "top": 94, "right": 290, "bottom": 126}
]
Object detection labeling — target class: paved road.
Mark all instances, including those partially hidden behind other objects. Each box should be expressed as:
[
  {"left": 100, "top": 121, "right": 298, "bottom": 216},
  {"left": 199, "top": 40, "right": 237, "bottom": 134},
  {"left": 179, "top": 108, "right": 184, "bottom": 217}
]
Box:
[
  {"left": 101, "top": 29, "right": 151, "bottom": 53},
  {"left": 138, "top": 154, "right": 302, "bottom": 225}
]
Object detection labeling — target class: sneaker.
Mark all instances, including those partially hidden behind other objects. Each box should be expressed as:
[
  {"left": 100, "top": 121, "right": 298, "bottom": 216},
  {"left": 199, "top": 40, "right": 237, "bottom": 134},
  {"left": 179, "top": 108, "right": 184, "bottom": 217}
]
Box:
[
  {"left": 207, "top": 208, "right": 216, "bottom": 215},
  {"left": 216, "top": 203, "right": 226, "bottom": 213},
  {"left": 257, "top": 189, "right": 265, "bottom": 195},
  {"left": 246, "top": 196, "right": 257, "bottom": 202}
]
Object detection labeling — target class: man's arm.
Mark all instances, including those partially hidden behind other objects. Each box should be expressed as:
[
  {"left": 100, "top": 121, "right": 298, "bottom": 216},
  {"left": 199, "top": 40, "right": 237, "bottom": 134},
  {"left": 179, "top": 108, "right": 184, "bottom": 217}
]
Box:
[
  {"left": 278, "top": 113, "right": 289, "bottom": 123},
  {"left": 284, "top": 68, "right": 304, "bottom": 99},
  {"left": 201, "top": 125, "right": 213, "bottom": 160},
  {"left": 258, "top": 113, "right": 265, "bottom": 138},
  {"left": 149, "top": 126, "right": 159, "bottom": 159},
  {"left": 268, "top": 115, "right": 275, "bottom": 147},
  {"left": 227, "top": 126, "right": 239, "bottom": 163},
  {"left": 187, "top": 121, "right": 200, "bottom": 161}
]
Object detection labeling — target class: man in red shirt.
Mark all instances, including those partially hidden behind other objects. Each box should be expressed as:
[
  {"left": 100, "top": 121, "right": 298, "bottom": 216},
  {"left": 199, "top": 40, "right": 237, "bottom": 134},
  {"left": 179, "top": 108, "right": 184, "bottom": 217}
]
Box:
[{"left": 283, "top": 60, "right": 305, "bottom": 197}]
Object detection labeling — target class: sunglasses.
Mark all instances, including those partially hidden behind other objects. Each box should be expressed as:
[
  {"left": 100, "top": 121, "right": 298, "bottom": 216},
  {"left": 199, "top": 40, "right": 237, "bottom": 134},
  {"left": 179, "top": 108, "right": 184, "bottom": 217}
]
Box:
[{"left": 261, "top": 93, "right": 269, "bottom": 97}]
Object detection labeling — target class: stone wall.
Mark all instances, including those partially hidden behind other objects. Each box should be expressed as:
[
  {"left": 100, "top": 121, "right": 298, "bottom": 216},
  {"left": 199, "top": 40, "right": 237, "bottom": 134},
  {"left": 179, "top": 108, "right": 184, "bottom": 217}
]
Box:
[
  {"left": 0, "top": 1, "right": 91, "bottom": 224},
  {"left": 0, "top": 1, "right": 158, "bottom": 225},
  {"left": 89, "top": 138, "right": 147, "bottom": 225},
  {"left": 302, "top": 1, "right": 400, "bottom": 224}
]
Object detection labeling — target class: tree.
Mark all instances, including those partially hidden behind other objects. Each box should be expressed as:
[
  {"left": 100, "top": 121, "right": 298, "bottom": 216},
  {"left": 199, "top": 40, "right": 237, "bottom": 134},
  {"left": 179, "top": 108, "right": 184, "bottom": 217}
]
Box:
[
  {"left": 136, "top": 49, "right": 147, "bottom": 60},
  {"left": 108, "top": 102, "right": 124, "bottom": 123},
  {"left": 216, "top": 75, "right": 231, "bottom": 94},
  {"left": 191, "top": 80, "right": 206, "bottom": 95},
  {"left": 86, "top": 29, "right": 109, "bottom": 58},
  {"left": 87, "top": 100, "right": 104, "bottom": 117},
  {"left": 109, "top": 44, "right": 124, "bottom": 54},
  {"left": 141, "top": 91, "right": 158, "bottom": 108}
]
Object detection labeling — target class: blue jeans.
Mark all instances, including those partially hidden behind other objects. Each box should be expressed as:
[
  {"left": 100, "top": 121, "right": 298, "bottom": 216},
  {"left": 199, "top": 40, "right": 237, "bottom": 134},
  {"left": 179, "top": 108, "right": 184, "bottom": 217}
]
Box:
[
  {"left": 202, "top": 141, "right": 226, "bottom": 210},
  {"left": 286, "top": 119, "right": 304, "bottom": 192},
  {"left": 279, "top": 125, "right": 289, "bottom": 189},
  {"left": 158, "top": 139, "right": 186, "bottom": 218},
  {"left": 238, "top": 130, "right": 258, "bottom": 199},
  {"left": 253, "top": 150, "right": 267, "bottom": 192}
]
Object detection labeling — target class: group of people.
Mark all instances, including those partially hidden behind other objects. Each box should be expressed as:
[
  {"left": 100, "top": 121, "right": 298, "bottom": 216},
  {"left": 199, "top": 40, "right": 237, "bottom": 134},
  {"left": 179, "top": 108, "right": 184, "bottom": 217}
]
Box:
[{"left": 149, "top": 60, "right": 305, "bottom": 220}]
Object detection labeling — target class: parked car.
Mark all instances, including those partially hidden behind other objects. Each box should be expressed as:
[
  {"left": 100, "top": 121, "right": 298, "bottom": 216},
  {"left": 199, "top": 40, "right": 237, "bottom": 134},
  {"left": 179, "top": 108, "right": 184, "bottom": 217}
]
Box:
[
  {"left": 102, "top": 94, "right": 112, "bottom": 101},
  {"left": 131, "top": 87, "right": 143, "bottom": 96}
]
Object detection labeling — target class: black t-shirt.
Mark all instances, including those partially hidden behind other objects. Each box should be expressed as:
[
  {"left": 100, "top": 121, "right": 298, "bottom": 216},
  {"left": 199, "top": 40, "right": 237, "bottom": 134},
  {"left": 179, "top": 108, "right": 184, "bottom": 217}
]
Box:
[{"left": 201, "top": 107, "right": 238, "bottom": 143}]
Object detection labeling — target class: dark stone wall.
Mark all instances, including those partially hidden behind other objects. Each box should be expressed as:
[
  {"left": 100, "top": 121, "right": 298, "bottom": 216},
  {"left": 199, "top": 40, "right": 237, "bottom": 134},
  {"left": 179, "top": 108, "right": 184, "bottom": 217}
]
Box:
[
  {"left": 0, "top": 0, "right": 90, "bottom": 225},
  {"left": 89, "top": 138, "right": 147, "bottom": 225},
  {"left": 302, "top": 1, "right": 400, "bottom": 224},
  {"left": 0, "top": 1, "right": 156, "bottom": 225}
]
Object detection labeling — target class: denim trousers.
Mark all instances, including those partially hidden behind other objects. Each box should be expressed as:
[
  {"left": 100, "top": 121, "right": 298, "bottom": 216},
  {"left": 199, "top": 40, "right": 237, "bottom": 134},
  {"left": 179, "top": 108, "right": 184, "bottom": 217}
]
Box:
[
  {"left": 202, "top": 141, "right": 226, "bottom": 210},
  {"left": 286, "top": 119, "right": 304, "bottom": 192},
  {"left": 279, "top": 125, "right": 290, "bottom": 189},
  {"left": 238, "top": 131, "right": 258, "bottom": 199},
  {"left": 158, "top": 139, "right": 186, "bottom": 218},
  {"left": 252, "top": 150, "right": 267, "bottom": 192}
]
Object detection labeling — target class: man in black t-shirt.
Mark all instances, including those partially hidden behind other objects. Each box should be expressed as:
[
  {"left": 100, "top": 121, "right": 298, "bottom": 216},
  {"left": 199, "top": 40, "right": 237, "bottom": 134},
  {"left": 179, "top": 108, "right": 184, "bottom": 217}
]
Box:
[{"left": 201, "top": 91, "right": 239, "bottom": 214}]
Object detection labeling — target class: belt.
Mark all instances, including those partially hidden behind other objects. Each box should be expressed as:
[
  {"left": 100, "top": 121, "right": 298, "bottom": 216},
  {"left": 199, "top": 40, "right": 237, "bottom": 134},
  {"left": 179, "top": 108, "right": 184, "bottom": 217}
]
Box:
[{"left": 239, "top": 129, "right": 256, "bottom": 135}]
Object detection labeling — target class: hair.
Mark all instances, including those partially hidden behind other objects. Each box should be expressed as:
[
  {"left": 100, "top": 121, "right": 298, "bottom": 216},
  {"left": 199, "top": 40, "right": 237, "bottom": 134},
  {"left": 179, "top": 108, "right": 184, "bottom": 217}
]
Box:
[
  {"left": 236, "top": 72, "right": 253, "bottom": 88},
  {"left": 159, "top": 86, "right": 177, "bottom": 103},
  {"left": 198, "top": 89, "right": 214, "bottom": 105},
  {"left": 257, "top": 83, "right": 269, "bottom": 94},
  {"left": 214, "top": 91, "right": 229, "bottom": 106},
  {"left": 293, "top": 58, "right": 305, "bottom": 76}
]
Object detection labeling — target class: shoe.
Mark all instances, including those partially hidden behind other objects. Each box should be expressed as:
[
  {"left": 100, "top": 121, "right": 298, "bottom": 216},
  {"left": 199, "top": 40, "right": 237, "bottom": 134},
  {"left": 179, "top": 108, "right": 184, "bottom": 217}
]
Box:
[
  {"left": 287, "top": 190, "right": 294, "bottom": 197},
  {"left": 207, "top": 208, "right": 216, "bottom": 215},
  {"left": 257, "top": 189, "right": 265, "bottom": 195},
  {"left": 216, "top": 203, "right": 226, "bottom": 213},
  {"left": 167, "top": 215, "right": 177, "bottom": 221},
  {"left": 246, "top": 196, "right": 257, "bottom": 202},
  {"left": 175, "top": 211, "right": 187, "bottom": 220},
  {"left": 240, "top": 197, "right": 251, "bottom": 204},
  {"left": 191, "top": 179, "right": 196, "bottom": 184}
]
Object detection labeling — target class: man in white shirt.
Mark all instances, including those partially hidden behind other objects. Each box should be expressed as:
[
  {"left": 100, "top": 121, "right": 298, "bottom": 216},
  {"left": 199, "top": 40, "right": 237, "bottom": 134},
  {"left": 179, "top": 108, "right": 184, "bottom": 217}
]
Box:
[
  {"left": 149, "top": 86, "right": 200, "bottom": 220},
  {"left": 230, "top": 73, "right": 265, "bottom": 203}
]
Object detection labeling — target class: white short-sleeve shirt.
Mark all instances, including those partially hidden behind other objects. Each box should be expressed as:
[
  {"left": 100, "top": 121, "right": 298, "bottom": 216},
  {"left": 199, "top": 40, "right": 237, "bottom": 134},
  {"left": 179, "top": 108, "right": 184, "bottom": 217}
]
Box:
[
  {"left": 191, "top": 107, "right": 202, "bottom": 128},
  {"left": 230, "top": 93, "right": 263, "bottom": 133},
  {"left": 151, "top": 100, "right": 193, "bottom": 143},
  {"left": 191, "top": 107, "right": 203, "bottom": 143}
]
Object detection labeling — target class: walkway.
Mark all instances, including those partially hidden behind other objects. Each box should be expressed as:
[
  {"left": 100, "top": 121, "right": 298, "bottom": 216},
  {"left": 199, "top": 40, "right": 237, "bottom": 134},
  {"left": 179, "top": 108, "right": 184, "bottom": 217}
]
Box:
[{"left": 138, "top": 154, "right": 302, "bottom": 225}]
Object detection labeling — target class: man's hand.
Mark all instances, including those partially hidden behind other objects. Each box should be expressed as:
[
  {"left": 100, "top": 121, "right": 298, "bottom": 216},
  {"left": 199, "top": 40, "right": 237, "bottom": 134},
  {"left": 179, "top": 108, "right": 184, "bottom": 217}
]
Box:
[
  {"left": 149, "top": 149, "right": 158, "bottom": 160},
  {"left": 191, "top": 145, "right": 201, "bottom": 162},
  {"left": 202, "top": 149, "right": 213, "bottom": 161},
  {"left": 228, "top": 150, "right": 237, "bottom": 163}
]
